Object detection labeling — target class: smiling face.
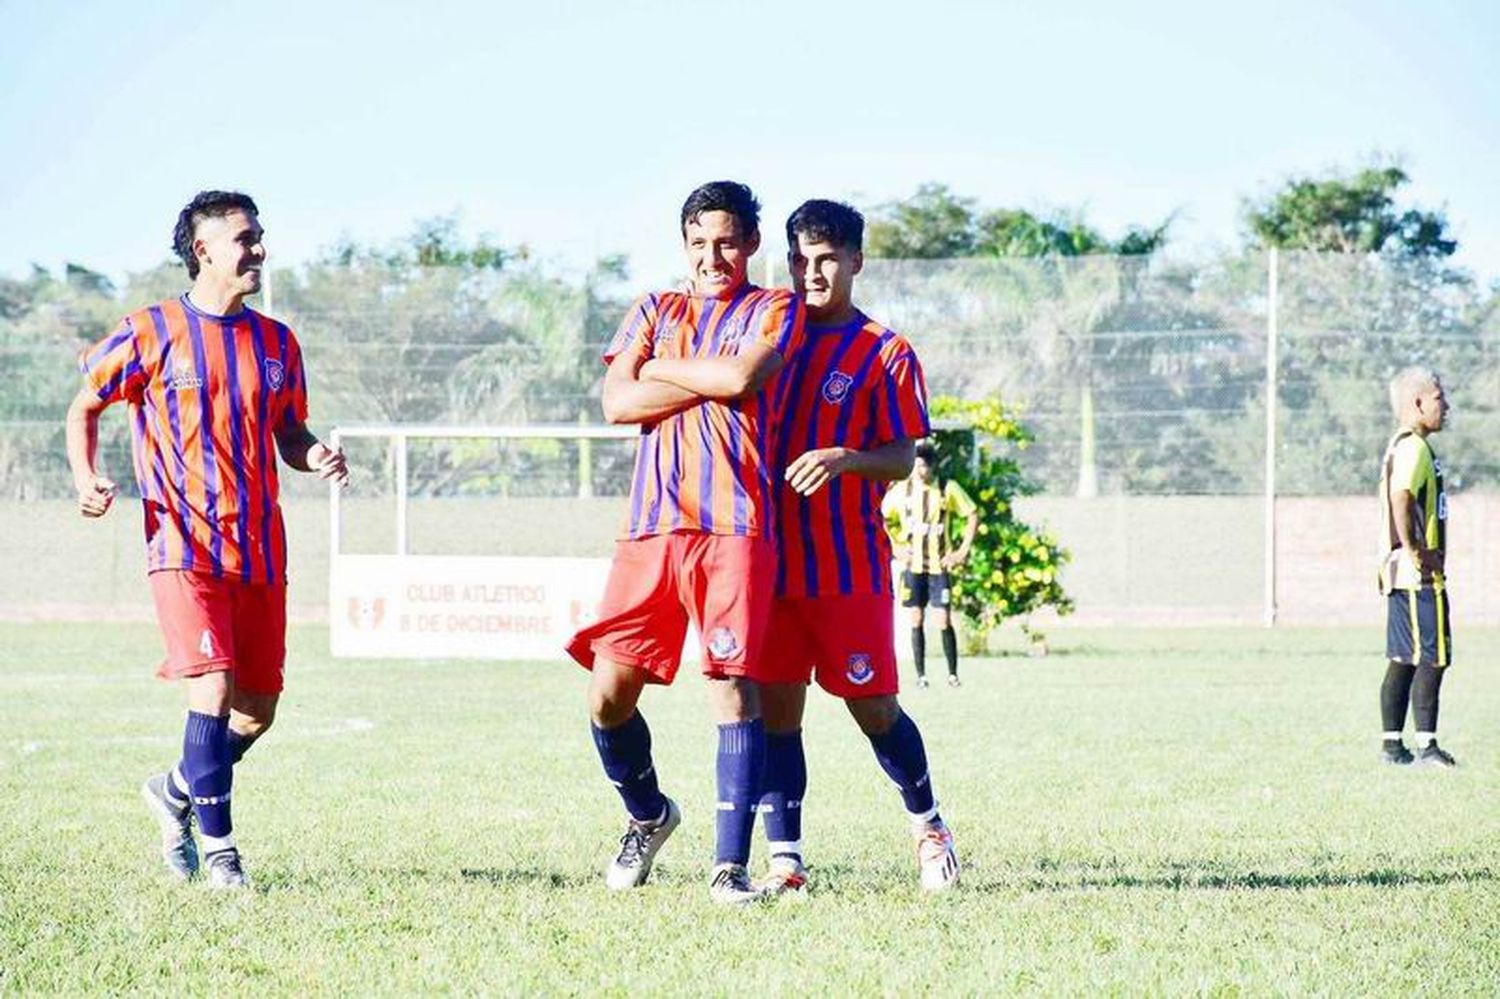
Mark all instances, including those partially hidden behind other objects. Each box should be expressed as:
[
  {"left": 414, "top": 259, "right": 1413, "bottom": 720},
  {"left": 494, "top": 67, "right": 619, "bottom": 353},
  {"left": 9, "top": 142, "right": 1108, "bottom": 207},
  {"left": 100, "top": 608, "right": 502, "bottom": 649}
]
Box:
[
  {"left": 790, "top": 234, "right": 862, "bottom": 323},
  {"left": 193, "top": 209, "right": 265, "bottom": 297},
  {"left": 683, "top": 210, "right": 758, "bottom": 298}
]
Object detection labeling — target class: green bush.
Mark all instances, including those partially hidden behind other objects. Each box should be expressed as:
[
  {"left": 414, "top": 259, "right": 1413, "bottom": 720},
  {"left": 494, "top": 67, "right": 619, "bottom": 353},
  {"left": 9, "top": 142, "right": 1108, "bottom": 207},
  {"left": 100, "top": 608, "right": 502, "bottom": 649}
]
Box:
[{"left": 929, "top": 396, "right": 1073, "bottom": 649}]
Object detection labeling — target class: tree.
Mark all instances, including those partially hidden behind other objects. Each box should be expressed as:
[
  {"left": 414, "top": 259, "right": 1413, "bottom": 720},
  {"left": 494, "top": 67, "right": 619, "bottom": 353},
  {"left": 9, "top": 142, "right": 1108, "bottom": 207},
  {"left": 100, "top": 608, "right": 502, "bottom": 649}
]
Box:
[
  {"left": 926, "top": 396, "right": 1072, "bottom": 649},
  {"left": 1243, "top": 164, "right": 1478, "bottom": 494},
  {"left": 1244, "top": 165, "right": 1456, "bottom": 258}
]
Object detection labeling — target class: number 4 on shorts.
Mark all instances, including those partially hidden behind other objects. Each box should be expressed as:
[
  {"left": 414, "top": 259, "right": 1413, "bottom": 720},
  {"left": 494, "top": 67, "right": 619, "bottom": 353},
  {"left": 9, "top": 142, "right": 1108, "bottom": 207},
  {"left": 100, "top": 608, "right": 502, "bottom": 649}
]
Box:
[{"left": 199, "top": 630, "right": 215, "bottom": 658}]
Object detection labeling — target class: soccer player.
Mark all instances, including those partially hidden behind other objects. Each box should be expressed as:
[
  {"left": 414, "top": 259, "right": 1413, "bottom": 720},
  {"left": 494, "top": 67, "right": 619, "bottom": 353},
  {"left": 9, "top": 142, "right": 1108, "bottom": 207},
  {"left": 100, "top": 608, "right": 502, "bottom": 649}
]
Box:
[
  {"left": 1377, "top": 367, "right": 1456, "bottom": 767},
  {"left": 884, "top": 441, "right": 979, "bottom": 687},
  {"left": 753, "top": 199, "right": 959, "bottom": 894},
  {"left": 64, "top": 191, "right": 348, "bottom": 888},
  {"left": 565, "top": 181, "right": 806, "bottom": 904}
]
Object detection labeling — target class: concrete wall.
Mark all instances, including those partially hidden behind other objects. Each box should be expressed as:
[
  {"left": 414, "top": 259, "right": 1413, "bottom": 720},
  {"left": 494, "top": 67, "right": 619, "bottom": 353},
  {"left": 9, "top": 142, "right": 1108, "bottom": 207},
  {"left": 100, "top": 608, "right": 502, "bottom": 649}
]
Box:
[{"left": 5, "top": 495, "right": 1496, "bottom": 627}]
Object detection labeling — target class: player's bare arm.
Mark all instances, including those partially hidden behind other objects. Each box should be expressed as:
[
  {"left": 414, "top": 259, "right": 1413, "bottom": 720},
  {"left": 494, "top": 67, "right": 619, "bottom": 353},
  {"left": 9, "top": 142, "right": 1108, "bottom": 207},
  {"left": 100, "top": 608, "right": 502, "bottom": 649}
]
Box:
[
  {"left": 274, "top": 419, "right": 350, "bottom": 487},
  {"left": 785, "top": 436, "right": 917, "bottom": 497},
  {"left": 943, "top": 506, "right": 980, "bottom": 570},
  {"left": 64, "top": 386, "right": 116, "bottom": 518},
  {"left": 601, "top": 339, "right": 703, "bottom": 425},
  {"left": 638, "top": 341, "right": 784, "bottom": 401},
  {"left": 1390, "top": 487, "right": 1443, "bottom": 573}
]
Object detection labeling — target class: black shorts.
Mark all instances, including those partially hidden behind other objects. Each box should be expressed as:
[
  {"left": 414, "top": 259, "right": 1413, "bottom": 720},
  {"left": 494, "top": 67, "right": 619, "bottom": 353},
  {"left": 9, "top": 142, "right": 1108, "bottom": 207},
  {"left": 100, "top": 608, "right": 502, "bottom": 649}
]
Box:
[
  {"left": 1386, "top": 588, "right": 1452, "bottom": 667},
  {"left": 900, "top": 570, "right": 951, "bottom": 609}
]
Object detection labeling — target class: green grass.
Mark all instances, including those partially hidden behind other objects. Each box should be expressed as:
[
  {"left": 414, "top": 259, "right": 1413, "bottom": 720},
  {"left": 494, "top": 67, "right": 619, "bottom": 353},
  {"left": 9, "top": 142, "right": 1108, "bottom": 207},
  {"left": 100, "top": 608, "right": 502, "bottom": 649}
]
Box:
[{"left": 2, "top": 624, "right": 1498, "bottom": 994}]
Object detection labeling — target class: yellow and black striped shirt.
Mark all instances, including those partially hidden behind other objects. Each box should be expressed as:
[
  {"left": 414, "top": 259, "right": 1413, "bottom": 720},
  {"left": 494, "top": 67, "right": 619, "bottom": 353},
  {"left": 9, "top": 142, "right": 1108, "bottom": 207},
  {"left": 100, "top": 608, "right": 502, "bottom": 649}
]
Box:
[
  {"left": 1378, "top": 429, "right": 1446, "bottom": 593},
  {"left": 883, "top": 476, "right": 977, "bottom": 574}
]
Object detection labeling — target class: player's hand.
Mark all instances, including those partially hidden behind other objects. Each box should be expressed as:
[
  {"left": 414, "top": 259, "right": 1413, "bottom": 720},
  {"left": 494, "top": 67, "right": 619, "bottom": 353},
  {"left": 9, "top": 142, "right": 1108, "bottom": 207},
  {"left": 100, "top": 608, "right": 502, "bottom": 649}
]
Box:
[
  {"left": 310, "top": 443, "right": 349, "bottom": 488},
  {"left": 77, "top": 475, "right": 116, "bottom": 518},
  {"left": 785, "top": 447, "right": 852, "bottom": 496},
  {"left": 941, "top": 550, "right": 966, "bottom": 571}
]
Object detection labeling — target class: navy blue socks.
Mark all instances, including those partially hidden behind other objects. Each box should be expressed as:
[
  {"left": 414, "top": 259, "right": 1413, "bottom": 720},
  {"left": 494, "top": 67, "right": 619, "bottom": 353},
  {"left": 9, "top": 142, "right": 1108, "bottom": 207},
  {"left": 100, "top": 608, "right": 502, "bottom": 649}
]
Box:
[
  {"left": 867, "top": 710, "right": 938, "bottom": 821},
  {"left": 591, "top": 711, "right": 668, "bottom": 823},
  {"left": 759, "top": 730, "right": 806, "bottom": 861},
  {"left": 182, "top": 711, "right": 234, "bottom": 850},
  {"left": 715, "top": 719, "right": 765, "bottom": 866}
]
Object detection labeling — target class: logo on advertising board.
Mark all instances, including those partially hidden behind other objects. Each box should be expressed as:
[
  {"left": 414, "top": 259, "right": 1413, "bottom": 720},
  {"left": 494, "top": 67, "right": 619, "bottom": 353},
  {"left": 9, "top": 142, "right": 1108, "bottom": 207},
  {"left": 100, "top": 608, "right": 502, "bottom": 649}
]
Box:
[{"left": 348, "top": 597, "right": 386, "bottom": 630}]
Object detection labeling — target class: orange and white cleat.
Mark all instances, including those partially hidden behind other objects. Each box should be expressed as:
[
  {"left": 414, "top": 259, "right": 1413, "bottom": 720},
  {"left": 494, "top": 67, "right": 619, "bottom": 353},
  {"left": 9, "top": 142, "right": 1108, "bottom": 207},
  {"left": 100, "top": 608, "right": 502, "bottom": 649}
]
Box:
[{"left": 755, "top": 856, "right": 809, "bottom": 897}]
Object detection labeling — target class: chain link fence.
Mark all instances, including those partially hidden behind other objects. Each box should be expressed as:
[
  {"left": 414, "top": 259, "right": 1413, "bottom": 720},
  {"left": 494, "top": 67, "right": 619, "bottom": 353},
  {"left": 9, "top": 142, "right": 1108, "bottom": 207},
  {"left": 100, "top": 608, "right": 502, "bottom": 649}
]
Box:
[{"left": 4, "top": 251, "right": 1497, "bottom": 623}]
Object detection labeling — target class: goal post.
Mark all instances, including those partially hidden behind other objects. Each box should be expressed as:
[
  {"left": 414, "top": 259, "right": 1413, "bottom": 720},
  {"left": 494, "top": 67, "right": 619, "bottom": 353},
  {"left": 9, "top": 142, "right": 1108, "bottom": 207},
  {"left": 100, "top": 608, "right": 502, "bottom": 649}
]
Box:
[{"left": 328, "top": 423, "right": 640, "bottom": 661}]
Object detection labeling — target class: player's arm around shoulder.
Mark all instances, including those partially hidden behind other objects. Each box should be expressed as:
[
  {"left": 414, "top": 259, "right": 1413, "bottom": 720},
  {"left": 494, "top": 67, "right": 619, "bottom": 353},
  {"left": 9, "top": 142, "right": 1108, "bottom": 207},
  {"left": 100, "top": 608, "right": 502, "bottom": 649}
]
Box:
[{"left": 274, "top": 419, "right": 349, "bottom": 487}]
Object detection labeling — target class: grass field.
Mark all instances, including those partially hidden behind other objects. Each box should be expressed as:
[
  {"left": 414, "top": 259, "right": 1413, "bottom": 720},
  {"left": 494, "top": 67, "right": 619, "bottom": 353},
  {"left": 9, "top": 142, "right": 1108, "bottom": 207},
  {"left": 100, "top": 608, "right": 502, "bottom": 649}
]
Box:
[{"left": 2, "top": 623, "right": 1498, "bottom": 994}]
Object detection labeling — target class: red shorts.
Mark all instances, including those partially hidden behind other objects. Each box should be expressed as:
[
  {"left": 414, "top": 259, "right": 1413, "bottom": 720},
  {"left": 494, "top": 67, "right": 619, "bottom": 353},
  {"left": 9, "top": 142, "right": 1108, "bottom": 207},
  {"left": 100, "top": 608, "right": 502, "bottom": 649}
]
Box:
[
  {"left": 565, "top": 534, "right": 775, "bottom": 684},
  {"left": 148, "top": 570, "right": 287, "bottom": 694},
  {"left": 758, "top": 593, "right": 900, "bottom": 699}
]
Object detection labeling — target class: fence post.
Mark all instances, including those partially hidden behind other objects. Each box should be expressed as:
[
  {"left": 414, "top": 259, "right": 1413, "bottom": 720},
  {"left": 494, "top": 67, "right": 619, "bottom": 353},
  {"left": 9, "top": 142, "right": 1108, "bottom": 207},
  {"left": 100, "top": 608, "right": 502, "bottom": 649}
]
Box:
[{"left": 1264, "top": 248, "right": 1279, "bottom": 627}]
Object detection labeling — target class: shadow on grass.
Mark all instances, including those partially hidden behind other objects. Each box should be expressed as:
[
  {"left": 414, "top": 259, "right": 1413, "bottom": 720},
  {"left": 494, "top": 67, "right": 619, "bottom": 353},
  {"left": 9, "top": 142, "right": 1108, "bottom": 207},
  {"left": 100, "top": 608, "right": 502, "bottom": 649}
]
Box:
[
  {"left": 458, "top": 867, "right": 599, "bottom": 890},
  {"left": 998, "top": 865, "right": 1499, "bottom": 892}
]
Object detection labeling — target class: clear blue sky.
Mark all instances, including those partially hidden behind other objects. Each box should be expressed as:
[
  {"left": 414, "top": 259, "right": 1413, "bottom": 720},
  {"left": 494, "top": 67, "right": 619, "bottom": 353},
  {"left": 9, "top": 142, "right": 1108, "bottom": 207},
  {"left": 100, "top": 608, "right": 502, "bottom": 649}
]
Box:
[{"left": 2, "top": 0, "right": 1495, "bottom": 289}]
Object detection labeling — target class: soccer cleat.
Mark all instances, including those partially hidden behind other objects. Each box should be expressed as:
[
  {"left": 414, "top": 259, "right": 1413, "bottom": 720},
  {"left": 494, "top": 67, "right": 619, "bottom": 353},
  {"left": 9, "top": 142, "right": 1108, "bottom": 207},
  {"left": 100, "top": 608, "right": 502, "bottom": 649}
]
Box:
[
  {"left": 140, "top": 773, "right": 198, "bottom": 880},
  {"left": 605, "top": 797, "right": 681, "bottom": 890},
  {"left": 754, "top": 856, "right": 809, "bottom": 897},
  {"left": 916, "top": 676, "right": 930, "bottom": 689},
  {"left": 205, "top": 848, "right": 249, "bottom": 889},
  {"left": 708, "top": 863, "right": 763, "bottom": 905},
  {"left": 915, "top": 821, "right": 960, "bottom": 892},
  {"left": 1381, "top": 743, "right": 1415, "bottom": 765},
  {"left": 947, "top": 674, "right": 962, "bottom": 688},
  {"left": 1416, "top": 743, "right": 1458, "bottom": 768}
]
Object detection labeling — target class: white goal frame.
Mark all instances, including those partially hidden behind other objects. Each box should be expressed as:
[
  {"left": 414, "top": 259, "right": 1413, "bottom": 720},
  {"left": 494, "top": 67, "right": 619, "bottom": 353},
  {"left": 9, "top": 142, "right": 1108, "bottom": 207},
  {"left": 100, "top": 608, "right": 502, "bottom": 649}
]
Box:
[{"left": 327, "top": 423, "right": 638, "bottom": 661}]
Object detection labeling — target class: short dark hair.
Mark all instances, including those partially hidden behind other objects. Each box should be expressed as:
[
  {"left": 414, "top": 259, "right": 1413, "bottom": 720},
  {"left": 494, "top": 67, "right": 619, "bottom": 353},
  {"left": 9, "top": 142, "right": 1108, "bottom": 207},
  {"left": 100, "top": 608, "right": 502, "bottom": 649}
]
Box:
[
  {"left": 680, "top": 181, "right": 760, "bottom": 237},
  {"left": 173, "top": 190, "right": 259, "bottom": 278},
  {"left": 914, "top": 441, "right": 938, "bottom": 463},
  {"left": 786, "top": 199, "right": 864, "bottom": 252}
]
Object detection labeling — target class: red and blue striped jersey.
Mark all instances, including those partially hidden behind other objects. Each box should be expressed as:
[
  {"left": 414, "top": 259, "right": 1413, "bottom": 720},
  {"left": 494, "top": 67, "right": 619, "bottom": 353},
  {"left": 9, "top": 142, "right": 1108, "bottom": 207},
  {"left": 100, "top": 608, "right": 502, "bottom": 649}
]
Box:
[
  {"left": 604, "top": 285, "right": 806, "bottom": 540},
  {"left": 772, "top": 311, "right": 930, "bottom": 597},
  {"left": 80, "top": 295, "right": 309, "bottom": 583}
]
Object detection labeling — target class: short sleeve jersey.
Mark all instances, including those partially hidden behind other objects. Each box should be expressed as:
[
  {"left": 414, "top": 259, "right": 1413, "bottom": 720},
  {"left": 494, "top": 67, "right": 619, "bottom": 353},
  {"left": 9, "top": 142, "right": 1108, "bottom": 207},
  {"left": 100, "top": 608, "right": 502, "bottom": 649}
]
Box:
[
  {"left": 884, "top": 476, "right": 978, "bottom": 575},
  {"left": 772, "top": 312, "right": 930, "bottom": 598},
  {"left": 79, "top": 295, "right": 309, "bottom": 583},
  {"left": 604, "top": 285, "right": 805, "bottom": 540},
  {"left": 1379, "top": 429, "right": 1446, "bottom": 592}
]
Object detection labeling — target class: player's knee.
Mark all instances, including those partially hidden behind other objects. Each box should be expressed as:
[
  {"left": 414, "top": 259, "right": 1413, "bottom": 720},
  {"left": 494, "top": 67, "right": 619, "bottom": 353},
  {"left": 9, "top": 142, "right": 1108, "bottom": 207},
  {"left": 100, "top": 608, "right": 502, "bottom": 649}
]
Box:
[
  {"left": 760, "top": 683, "right": 805, "bottom": 734},
  {"left": 708, "top": 675, "right": 760, "bottom": 723},
  {"left": 847, "top": 695, "right": 900, "bottom": 736}
]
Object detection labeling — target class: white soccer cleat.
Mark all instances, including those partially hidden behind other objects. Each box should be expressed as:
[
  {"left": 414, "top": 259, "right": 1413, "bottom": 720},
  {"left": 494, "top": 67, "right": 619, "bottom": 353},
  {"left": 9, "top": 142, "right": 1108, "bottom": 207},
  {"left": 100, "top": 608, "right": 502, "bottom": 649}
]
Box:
[
  {"left": 605, "top": 797, "right": 681, "bottom": 890},
  {"left": 915, "top": 821, "right": 960, "bottom": 892},
  {"left": 708, "top": 862, "right": 764, "bottom": 905},
  {"left": 754, "top": 856, "right": 809, "bottom": 898},
  {"left": 205, "top": 848, "right": 250, "bottom": 890},
  {"left": 140, "top": 773, "right": 198, "bottom": 880}
]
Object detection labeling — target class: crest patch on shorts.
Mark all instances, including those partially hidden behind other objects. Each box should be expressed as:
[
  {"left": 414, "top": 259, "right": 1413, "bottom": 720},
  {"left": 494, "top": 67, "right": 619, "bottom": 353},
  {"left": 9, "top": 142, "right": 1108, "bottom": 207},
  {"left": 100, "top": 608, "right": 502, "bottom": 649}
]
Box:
[{"left": 845, "top": 652, "right": 875, "bottom": 686}]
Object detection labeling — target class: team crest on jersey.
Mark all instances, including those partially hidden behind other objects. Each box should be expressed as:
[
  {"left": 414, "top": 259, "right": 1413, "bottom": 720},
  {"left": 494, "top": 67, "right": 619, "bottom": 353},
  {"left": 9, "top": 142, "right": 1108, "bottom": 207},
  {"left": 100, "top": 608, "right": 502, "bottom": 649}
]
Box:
[
  {"left": 707, "top": 627, "right": 742, "bottom": 660},
  {"left": 822, "top": 371, "right": 854, "bottom": 404},
  {"left": 845, "top": 652, "right": 875, "bottom": 686},
  {"left": 719, "top": 313, "right": 752, "bottom": 348},
  {"left": 264, "top": 357, "right": 286, "bottom": 391},
  {"left": 169, "top": 360, "right": 202, "bottom": 392}
]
